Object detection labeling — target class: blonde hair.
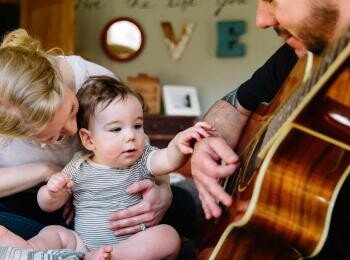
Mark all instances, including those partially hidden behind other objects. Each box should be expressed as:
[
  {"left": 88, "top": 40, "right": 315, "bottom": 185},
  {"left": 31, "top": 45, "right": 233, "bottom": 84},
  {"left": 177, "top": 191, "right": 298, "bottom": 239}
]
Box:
[{"left": 0, "top": 29, "right": 64, "bottom": 138}]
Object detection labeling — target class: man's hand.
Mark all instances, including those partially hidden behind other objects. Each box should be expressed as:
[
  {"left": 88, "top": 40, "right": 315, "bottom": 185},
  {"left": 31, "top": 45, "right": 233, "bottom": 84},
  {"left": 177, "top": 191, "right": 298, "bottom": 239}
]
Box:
[
  {"left": 191, "top": 137, "right": 239, "bottom": 219},
  {"left": 108, "top": 179, "right": 172, "bottom": 236}
]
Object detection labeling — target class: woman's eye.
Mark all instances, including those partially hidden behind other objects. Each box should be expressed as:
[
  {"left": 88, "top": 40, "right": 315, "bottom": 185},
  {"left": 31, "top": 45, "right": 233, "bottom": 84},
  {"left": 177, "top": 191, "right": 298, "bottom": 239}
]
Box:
[{"left": 71, "top": 104, "right": 76, "bottom": 115}]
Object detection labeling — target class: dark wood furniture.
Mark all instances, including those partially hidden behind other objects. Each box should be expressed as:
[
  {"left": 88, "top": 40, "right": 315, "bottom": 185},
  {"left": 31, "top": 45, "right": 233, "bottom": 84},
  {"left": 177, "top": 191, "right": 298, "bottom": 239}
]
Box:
[{"left": 144, "top": 114, "right": 197, "bottom": 177}]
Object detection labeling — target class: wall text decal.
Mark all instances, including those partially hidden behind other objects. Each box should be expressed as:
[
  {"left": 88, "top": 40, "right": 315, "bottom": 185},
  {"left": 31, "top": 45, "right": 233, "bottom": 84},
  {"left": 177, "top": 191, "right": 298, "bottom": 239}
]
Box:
[
  {"left": 215, "top": 0, "right": 248, "bottom": 16},
  {"left": 75, "top": 0, "right": 105, "bottom": 10},
  {"left": 125, "top": 0, "right": 249, "bottom": 16}
]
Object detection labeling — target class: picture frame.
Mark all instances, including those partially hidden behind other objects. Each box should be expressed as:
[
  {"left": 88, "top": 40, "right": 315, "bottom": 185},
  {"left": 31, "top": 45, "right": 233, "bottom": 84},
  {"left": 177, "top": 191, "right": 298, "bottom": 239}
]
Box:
[{"left": 162, "top": 85, "right": 201, "bottom": 116}]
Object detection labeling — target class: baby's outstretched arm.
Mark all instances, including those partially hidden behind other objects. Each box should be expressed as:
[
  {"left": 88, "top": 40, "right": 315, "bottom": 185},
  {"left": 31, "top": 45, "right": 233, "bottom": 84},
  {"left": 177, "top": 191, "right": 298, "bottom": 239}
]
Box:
[
  {"left": 37, "top": 172, "right": 73, "bottom": 212},
  {"left": 174, "top": 122, "right": 214, "bottom": 154},
  {"left": 150, "top": 122, "right": 214, "bottom": 175}
]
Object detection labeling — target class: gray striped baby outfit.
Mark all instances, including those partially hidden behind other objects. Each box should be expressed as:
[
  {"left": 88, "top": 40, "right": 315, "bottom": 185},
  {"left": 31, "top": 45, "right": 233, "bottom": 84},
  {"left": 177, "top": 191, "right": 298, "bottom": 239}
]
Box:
[{"left": 63, "top": 145, "right": 157, "bottom": 250}]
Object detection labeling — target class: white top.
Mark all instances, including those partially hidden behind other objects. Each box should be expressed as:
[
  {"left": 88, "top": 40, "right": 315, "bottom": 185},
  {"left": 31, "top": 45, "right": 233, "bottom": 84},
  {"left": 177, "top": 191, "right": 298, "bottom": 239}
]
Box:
[{"left": 0, "top": 56, "right": 114, "bottom": 167}]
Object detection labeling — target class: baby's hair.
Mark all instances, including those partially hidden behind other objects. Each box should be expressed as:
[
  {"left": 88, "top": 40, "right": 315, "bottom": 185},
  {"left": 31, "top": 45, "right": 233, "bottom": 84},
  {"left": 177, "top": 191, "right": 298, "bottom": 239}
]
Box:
[
  {"left": 0, "top": 29, "right": 63, "bottom": 137},
  {"left": 77, "top": 76, "right": 145, "bottom": 129}
]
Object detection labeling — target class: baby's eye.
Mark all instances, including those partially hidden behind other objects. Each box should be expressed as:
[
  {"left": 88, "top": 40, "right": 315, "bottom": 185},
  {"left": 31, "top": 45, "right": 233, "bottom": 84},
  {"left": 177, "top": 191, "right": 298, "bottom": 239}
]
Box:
[
  {"left": 134, "top": 124, "right": 143, "bottom": 129},
  {"left": 111, "top": 127, "right": 122, "bottom": 132}
]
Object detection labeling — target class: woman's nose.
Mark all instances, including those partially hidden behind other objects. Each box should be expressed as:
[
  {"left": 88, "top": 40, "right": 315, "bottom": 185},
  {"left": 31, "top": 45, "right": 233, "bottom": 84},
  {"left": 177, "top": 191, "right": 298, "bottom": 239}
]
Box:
[
  {"left": 61, "top": 118, "right": 78, "bottom": 136},
  {"left": 256, "top": 1, "right": 278, "bottom": 29}
]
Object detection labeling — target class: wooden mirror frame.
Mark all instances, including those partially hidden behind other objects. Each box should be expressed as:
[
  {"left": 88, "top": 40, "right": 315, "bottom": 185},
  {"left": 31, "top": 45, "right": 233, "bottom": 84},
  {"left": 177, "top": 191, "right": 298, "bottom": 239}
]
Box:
[{"left": 101, "top": 17, "right": 145, "bottom": 62}]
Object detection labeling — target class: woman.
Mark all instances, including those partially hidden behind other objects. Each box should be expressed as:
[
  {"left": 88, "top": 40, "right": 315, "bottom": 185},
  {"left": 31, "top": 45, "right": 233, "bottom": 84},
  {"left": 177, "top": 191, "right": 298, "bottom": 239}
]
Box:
[{"left": 0, "top": 29, "right": 198, "bottom": 243}]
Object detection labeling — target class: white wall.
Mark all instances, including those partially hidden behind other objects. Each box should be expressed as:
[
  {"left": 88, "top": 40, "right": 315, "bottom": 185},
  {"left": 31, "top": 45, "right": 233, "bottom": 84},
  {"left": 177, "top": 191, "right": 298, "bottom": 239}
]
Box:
[{"left": 75, "top": 0, "right": 282, "bottom": 115}]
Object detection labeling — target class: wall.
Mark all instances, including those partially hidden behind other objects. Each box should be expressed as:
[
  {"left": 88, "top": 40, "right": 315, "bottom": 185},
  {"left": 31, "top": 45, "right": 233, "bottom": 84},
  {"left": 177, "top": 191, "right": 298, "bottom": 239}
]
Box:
[{"left": 75, "top": 0, "right": 282, "bottom": 115}]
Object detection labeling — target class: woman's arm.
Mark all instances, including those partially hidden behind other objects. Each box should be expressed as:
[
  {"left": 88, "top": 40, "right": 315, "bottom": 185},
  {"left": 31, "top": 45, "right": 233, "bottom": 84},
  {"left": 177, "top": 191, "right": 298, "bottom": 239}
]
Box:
[{"left": 0, "top": 162, "right": 61, "bottom": 198}]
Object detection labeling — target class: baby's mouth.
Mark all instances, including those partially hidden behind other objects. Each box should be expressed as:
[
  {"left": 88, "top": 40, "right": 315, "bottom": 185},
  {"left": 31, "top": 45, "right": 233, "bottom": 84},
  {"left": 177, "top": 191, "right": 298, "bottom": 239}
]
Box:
[{"left": 123, "top": 148, "right": 136, "bottom": 153}]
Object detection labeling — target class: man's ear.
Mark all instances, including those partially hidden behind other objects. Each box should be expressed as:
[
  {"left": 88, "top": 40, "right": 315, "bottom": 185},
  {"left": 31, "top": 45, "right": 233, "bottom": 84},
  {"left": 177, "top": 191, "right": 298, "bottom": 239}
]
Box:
[{"left": 79, "top": 128, "right": 95, "bottom": 151}]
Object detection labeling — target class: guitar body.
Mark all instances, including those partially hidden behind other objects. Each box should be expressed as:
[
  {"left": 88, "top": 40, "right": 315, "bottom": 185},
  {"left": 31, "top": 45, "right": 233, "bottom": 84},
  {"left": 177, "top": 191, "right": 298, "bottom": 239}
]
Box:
[{"left": 197, "top": 37, "right": 350, "bottom": 259}]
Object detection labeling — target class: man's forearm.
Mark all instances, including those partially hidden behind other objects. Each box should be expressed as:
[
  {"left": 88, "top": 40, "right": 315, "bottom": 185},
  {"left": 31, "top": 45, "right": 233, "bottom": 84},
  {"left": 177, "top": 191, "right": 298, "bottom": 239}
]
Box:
[{"left": 203, "top": 99, "right": 251, "bottom": 148}]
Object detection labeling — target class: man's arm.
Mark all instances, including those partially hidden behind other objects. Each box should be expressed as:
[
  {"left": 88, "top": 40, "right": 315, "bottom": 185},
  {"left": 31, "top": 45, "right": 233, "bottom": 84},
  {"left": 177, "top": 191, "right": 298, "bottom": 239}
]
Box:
[
  {"left": 204, "top": 97, "right": 251, "bottom": 147},
  {"left": 191, "top": 97, "right": 251, "bottom": 219},
  {"left": 191, "top": 44, "right": 297, "bottom": 219}
]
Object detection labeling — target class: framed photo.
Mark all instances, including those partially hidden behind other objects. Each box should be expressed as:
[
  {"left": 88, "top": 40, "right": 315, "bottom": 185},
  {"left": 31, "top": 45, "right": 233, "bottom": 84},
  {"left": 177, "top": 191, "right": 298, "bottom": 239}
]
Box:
[{"left": 162, "top": 85, "right": 201, "bottom": 116}]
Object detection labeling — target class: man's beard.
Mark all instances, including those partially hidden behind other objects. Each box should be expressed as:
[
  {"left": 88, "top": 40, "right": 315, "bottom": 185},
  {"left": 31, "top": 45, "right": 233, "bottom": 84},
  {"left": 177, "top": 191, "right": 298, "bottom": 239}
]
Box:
[
  {"left": 275, "top": 3, "right": 339, "bottom": 55},
  {"left": 301, "top": 3, "right": 339, "bottom": 54}
]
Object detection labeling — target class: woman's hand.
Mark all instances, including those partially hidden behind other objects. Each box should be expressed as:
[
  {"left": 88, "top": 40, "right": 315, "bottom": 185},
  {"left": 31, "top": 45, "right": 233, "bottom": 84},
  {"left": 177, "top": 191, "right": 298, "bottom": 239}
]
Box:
[{"left": 108, "top": 178, "right": 172, "bottom": 236}]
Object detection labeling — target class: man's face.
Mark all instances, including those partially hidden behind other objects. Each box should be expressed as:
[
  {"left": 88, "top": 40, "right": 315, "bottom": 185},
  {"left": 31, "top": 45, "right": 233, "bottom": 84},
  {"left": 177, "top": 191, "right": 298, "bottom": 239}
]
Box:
[{"left": 256, "top": 0, "right": 339, "bottom": 57}]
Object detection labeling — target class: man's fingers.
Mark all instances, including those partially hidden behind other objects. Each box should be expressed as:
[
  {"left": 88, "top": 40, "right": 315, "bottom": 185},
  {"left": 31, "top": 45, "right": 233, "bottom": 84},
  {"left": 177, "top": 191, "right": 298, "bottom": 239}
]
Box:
[
  {"left": 196, "top": 182, "right": 222, "bottom": 219},
  {"left": 194, "top": 170, "right": 233, "bottom": 208},
  {"left": 209, "top": 138, "right": 239, "bottom": 165}
]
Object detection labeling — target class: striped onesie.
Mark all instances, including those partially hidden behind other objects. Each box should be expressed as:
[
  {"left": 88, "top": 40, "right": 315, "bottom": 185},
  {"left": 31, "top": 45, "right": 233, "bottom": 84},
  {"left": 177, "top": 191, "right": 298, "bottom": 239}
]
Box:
[{"left": 63, "top": 145, "right": 158, "bottom": 250}]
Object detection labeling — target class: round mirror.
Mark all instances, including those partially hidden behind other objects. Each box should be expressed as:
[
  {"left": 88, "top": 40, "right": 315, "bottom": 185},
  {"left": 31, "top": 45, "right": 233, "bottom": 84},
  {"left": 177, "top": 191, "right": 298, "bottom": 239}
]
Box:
[{"left": 101, "top": 17, "right": 145, "bottom": 62}]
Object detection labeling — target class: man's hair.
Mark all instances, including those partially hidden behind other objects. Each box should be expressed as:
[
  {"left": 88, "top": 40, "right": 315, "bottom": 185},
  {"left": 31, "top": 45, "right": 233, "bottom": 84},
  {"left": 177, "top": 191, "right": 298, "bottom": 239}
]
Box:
[
  {"left": 76, "top": 76, "right": 145, "bottom": 129},
  {"left": 0, "top": 29, "right": 63, "bottom": 138}
]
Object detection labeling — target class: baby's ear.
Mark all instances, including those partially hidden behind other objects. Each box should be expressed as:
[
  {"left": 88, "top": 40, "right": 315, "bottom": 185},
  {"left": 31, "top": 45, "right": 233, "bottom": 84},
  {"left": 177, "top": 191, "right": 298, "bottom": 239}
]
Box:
[{"left": 79, "top": 128, "right": 94, "bottom": 151}]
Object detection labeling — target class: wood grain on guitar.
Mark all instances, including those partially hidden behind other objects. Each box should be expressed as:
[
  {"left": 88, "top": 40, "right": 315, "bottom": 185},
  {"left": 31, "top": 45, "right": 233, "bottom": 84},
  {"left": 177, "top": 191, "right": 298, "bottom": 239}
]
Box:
[{"left": 196, "top": 29, "right": 350, "bottom": 259}]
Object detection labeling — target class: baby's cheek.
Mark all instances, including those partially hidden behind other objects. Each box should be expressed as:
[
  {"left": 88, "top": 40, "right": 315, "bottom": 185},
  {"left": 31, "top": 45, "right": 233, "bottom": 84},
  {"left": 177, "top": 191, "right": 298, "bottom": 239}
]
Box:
[{"left": 102, "top": 144, "right": 122, "bottom": 157}]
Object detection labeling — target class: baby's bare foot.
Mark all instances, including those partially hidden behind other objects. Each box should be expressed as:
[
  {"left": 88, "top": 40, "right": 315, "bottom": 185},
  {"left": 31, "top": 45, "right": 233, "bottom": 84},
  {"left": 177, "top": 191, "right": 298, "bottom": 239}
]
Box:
[
  {"left": 0, "top": 225, "right": 31, "bottom": 248},
  {"left": 84, "top": 245, "right": 113, "bottom": 260}
]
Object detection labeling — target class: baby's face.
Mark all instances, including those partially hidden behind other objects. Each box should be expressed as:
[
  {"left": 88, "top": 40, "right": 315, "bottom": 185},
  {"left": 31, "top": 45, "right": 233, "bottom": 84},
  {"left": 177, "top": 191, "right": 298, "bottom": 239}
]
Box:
[{"left": 88, "top": 94, "right": 145, "bottom": 168}]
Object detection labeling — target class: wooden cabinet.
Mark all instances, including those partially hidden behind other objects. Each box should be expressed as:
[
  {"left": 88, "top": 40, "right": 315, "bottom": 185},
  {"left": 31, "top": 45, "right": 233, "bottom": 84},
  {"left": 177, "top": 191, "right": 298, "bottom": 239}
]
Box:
[
  {"left": 144, "top": 114, "right": 197, "bottom": 177},
  {"left": 20, "top": 0, "right": 75, "bottom": 54},
  {"left": 0, "top": 0, "right": 75, "bottom": 54},
  {"left": 144, "top": 114, "right": 197, "bottom": 148}
]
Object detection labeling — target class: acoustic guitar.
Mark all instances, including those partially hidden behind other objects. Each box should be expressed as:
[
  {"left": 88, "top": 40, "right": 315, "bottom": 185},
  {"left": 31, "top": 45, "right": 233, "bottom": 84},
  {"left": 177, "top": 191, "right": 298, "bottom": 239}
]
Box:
[{"left": 196, "top": 28, "right": 350, "bottom": 259}]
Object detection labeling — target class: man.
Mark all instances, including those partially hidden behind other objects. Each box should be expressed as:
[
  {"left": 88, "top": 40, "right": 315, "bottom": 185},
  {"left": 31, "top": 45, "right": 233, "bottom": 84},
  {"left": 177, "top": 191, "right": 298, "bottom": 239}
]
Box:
[{"left": 191, "top": 0, "right": 350, "bottom": 258}]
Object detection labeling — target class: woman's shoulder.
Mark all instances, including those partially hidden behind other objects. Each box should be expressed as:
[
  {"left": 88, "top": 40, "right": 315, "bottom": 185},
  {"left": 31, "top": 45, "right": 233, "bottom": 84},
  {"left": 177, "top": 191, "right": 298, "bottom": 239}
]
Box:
[{"left": 62, "top": 55, "right": 115, "bottom": 91}]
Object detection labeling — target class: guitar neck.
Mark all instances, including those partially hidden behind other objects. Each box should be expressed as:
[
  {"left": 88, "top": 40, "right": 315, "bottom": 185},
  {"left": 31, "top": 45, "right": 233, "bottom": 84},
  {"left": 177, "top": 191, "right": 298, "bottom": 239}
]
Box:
[{"left": 260, "top": 28, "right": 350, "bottom": 158}]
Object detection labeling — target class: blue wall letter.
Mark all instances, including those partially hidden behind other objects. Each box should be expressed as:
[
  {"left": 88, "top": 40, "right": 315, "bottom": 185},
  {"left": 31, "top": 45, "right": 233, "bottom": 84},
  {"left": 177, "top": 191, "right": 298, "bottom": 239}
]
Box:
[{"left": 217, "top": 21, "right": 246, "bottom": 57}]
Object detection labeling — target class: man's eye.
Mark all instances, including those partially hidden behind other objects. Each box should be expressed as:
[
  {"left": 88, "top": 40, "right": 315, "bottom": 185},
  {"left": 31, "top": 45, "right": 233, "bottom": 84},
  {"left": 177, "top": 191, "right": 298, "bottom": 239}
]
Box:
[{"left": 111, "top": 127, "right": 122, "bottom": 132}]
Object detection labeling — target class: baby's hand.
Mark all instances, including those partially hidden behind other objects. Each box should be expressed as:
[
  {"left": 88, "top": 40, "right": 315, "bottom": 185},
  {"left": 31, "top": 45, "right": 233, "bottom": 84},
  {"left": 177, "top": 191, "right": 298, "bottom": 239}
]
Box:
[
  {"left": 176, "top": 122, "right": 214, "bottom": 154},
  {"left": 47, "top": 172, "right": 74, "bottom": 195}
]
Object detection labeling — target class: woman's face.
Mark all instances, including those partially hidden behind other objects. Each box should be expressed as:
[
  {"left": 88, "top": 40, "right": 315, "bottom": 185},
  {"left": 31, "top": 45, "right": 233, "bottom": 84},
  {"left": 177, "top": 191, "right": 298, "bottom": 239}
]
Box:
[{"left": 33, "top": 85, "right": 79, "bottom": 144}]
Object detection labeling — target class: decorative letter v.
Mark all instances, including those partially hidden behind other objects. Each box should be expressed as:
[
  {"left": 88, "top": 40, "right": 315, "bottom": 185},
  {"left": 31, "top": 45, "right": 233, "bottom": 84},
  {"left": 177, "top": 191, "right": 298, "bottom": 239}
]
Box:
[{"left": 161, "top": 22, "right": 195, "bottom": 61}]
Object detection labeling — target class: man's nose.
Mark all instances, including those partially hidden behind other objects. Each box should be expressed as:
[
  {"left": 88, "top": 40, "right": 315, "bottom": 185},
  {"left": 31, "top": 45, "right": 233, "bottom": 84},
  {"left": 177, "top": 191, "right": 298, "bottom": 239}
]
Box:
[
  {"left": 61, "top": 118, "right": 78, "bottom": 136},
  {"left": 256, "top": 1, "right": 277, "bottom": 29}
]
